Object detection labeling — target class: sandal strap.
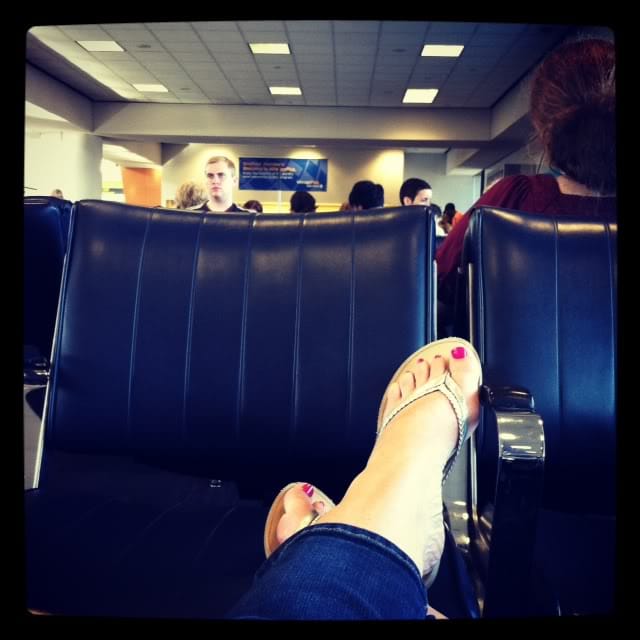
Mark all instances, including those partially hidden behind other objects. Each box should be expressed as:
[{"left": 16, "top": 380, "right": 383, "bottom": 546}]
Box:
[{"left": 377, "top": 372, "right": 468, "bottom": 484}]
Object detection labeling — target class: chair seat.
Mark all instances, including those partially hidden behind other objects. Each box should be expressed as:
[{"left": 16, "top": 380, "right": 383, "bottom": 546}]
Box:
[{"left": 26, "top": 458, "right": 267, "bottom": 618}]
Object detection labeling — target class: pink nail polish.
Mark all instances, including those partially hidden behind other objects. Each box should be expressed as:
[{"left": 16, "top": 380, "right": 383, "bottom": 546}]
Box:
[
  {"left": 451, "top": 346, "right": 467, "bottom": 359},
  {"left": 301, "top": 483, "right": 314, "bottom": 497}
]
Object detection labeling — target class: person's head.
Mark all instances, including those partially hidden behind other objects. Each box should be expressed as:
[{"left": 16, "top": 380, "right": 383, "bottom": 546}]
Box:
[
  {"left": 243, "top": 200, "right": 263, "bottom": 213},
  {"left": 443, "top": 203, "right": 457, "bottom": 223},
  {"left": 530, "top": 38, "right": 615, "bottom": 194},
  {"left": 50, "top": 189, "right": 64, "bottom": 199},
  {"left": 348, "top": 181, "right": 384, "bottom": 210},
  {"left": 175, "top": 181, "right": 206, "bottom": 209},
  {"left": 290, "top": 191, "right": 317, "bottom": 213},
  {"left": 399, "top": 178, "right": 432, "bottom": 206},
  {"left": 204, "top": 156, "right": 238, "bottom": 207}
]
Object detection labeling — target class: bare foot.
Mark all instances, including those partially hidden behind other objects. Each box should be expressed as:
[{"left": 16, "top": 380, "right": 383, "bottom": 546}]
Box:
[
  {"left": 266, "top": 340, "right": 482, "bottom": 579},
  {"left": 270, "top": 483, "right": 331, "bottom": 550},
  {"left": 380, "top": 341, "right": 481, "bottom": 457}
]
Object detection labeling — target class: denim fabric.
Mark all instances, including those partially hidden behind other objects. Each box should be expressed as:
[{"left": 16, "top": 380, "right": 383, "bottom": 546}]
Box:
[{"left": 226, "top": 523, "right": 428, "bottom": 620}]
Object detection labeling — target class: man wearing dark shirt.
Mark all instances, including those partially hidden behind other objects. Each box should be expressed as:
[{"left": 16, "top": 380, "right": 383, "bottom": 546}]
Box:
[{"left": 191, "top": 155, "right": 248, "bottom": 213}]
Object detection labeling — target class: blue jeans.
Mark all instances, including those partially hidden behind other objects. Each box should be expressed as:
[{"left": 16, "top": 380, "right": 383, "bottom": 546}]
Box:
[{"left": 226, "top": 523, "right": 429, "bottom": 620}]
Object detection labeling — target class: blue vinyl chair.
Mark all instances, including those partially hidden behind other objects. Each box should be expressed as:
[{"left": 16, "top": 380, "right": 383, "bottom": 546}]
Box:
[
  {"left": 25, "top": 201, "right": 436, "bottom": 618},
  {"left": 459, "top": 207, "right": 616, "bottom": 617}
]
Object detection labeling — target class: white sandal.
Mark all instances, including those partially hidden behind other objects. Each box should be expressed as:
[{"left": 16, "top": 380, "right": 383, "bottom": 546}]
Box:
[{"left": 375, "top": 337, "right": 482, "bottom": 586}]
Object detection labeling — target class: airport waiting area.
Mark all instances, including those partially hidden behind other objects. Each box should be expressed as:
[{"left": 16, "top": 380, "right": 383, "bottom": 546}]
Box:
[{"left": 23, "top": 196, "right": 616, "bottom": 618}]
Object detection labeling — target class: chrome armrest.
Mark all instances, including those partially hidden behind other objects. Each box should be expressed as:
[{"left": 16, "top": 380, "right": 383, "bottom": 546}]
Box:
[{"left": 470, "top": 384, "right": 545, "bottom": 617}]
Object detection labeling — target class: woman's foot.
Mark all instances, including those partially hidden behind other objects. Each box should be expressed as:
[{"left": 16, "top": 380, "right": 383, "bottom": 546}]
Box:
[
  {"left": 378, "top": 341, "right": 481, "bottom": 466},
  {"left": 267, "top": 340, "right": 481, "bottom": 577},
  {"left": 275, "top": 483, "right": 330, "bottom": 546}
]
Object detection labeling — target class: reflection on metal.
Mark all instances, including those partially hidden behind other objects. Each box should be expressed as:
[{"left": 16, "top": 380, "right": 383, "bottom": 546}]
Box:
[
  {"left": 498, "top": 414, "right": 545, "bottom": 461},
  {"left": 444, "top": 441, "right": 472, "bottom": 552}
]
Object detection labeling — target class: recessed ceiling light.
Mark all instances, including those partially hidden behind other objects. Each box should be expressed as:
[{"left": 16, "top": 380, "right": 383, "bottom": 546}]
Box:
[
  {"left": 269, "top": 86, "right": 302, "bottom": 95},
  {"left": 250, "top": 43, "right": 290, "bottom": 55},
  {"left": 77, "top": 40, "right": 124, "bottom": 52},
  {"left": 421, "top": 44, "right": 464, "bottom": 57},
  {"left": 402, "top": 89, "right": 439, "bottom": 104},
  {"left": 133, "top": 84, "right": 169, "bottom": 93}
]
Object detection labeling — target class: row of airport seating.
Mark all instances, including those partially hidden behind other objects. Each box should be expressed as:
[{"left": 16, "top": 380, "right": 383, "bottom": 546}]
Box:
[{"left": 23, "top": 196, "right": 616, "bottom": 618}]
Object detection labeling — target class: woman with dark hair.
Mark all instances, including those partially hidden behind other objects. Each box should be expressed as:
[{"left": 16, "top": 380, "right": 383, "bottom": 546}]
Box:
[
  {"left": 348, "top": 180, "right": 385, "bottom": 210},
  {"left": 436, "top": 38, "right": 616, "bottom": 308},
  {"left": 243, "top": 199, "right": 263, "bottom": 213},
  {"left": 290, "top": 191, "right": 317, "bottom": 213}
]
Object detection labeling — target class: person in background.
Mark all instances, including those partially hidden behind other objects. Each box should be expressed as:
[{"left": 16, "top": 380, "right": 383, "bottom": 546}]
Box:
[
  {"left": 438, "top": 203, "right": 464, "bottom": 234},
  {"left": 50, "top": 189, "right": 64, "bottom": 199},
  {"left": 429, "top": 203, "right": 447, "bottom": 239},
  {"left": 174, "top": 181, "right": 206, "bottom": 210},
  {"left": 399, "top": 178, "right": 432, "bottom": 207},
  {"left": 348, "top": 181, "right": 384, "bottom": 210},
  {"left": 191, "top": 156, "right": 248, "bottom": 213},
  {"left": 243, "top": 200, "right": 263, "bottom": 213},
  {"left": 290, "top": 191, "right": 317, "bottom": 213},
  {"left": 436, "top": 38, "right": 616, "bottom": 317},
  {"left": 339, "top": 201, "right": 351, "bottom": 212}
]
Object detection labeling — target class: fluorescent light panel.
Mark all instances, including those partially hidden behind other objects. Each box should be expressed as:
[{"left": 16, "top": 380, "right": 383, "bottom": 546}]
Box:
[
  {"left": 77, "top": 40, "right": 124, "bottom": 52},
  {"left": 250, "top": 43, "right": 290, "bottom": 54},
  {"left": 403, "top": 89, "right": 438, "bottom": 104},
  {"left": 133, "top": 84, "right": 169, "bottom": 92},
  {"left": 269, "top": 86, "right": 302, "bottom": 95},
  {"left": 421, "top": 44, "right": 464, "bottom": 57}
]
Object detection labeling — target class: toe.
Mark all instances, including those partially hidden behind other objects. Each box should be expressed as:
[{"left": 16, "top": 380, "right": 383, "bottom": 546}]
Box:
[
  {"left": 398, "top": 370, "right": 417, "bottom": 398},
  {"left": 447, "top": 344, "right": 482, "bottom": 431},
  {"left": 283, "top": 483, "right": 314, "bottom": 516},
  {"left": 276, "top": 484, "right": 317, "bottom": 545},
  {"left": 427, "top": 355, "right": 445, "bottom": 380},
  {"left": 412, "top": 358, "right": 429, "bottom": 387}
]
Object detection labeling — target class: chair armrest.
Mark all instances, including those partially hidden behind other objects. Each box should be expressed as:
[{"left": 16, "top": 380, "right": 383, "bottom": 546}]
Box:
[{"left": 471, "top": 384, "right": 545, "bottom": 617}]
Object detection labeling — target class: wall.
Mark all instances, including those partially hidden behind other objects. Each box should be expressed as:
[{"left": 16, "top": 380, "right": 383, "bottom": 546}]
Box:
[
  {"left": 24, "top": 130, "right": 103, "bottom": 200},
  {"left": 121, "top": 167, "right": 162, "bottom": 207},
  {"left": 485, "top": 138, "right": 545, "bottom": 177},
  {"left": 161, "top": 143, "right": 404, "bottom": 213},
  {"left": 403, "top": 153, "right": 481, "bottom": 213}
]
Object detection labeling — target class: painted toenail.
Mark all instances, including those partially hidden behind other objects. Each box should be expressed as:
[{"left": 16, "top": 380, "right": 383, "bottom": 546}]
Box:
[
  {"left": 417, "top": 358, "right": 424, "bottom": 363},
  {"left": 302, "top": 483, "right": 314, "bottom": 497},
  {"left": 451, "top": 346, "right": 467, "bottom": 359}
]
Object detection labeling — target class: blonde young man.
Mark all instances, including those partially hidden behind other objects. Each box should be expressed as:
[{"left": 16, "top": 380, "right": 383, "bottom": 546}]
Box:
[{"left": 191, "top": 156, "right": 248, "bottom": 213}]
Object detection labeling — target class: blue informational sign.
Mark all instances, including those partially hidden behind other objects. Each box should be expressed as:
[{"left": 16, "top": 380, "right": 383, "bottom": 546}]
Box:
[{"left": 239, "top": 157, "right": 328, "bottom": 191}]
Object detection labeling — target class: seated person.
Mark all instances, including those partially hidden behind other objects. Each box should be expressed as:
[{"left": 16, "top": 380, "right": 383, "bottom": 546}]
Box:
[
  {"left": 290, "top": 191, "right": 317, "bottom": 213},
  {"left": 399, "top": 178, "right": 432, "bottom": 207},
  {"left": 436, "top": 38, "right": 616, "bottom": 312},
  {"left": 348, "top": 181, "right": 384, "bottom": 210},
  {"left": 174, "top": 181, "right": 206, "bottom": 209},
  {"left": 438, "top": 203, "right": 464, "bottom": 234},
  {"left": 243, "top": 199, "right": 263, "bottom": 213}
]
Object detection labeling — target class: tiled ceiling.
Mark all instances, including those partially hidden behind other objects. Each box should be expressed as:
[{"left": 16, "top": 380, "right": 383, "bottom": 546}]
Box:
[{"left": 27, "top": 20, "right": 574, "bottom": 109}]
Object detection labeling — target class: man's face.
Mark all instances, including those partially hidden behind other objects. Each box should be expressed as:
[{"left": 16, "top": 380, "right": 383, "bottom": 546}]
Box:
[
  {"left": 205, "top": 161, "right": 237, "bottom": 202},
  {"left": 411, "top": 188, "right": 432, "bottom": 206}
]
